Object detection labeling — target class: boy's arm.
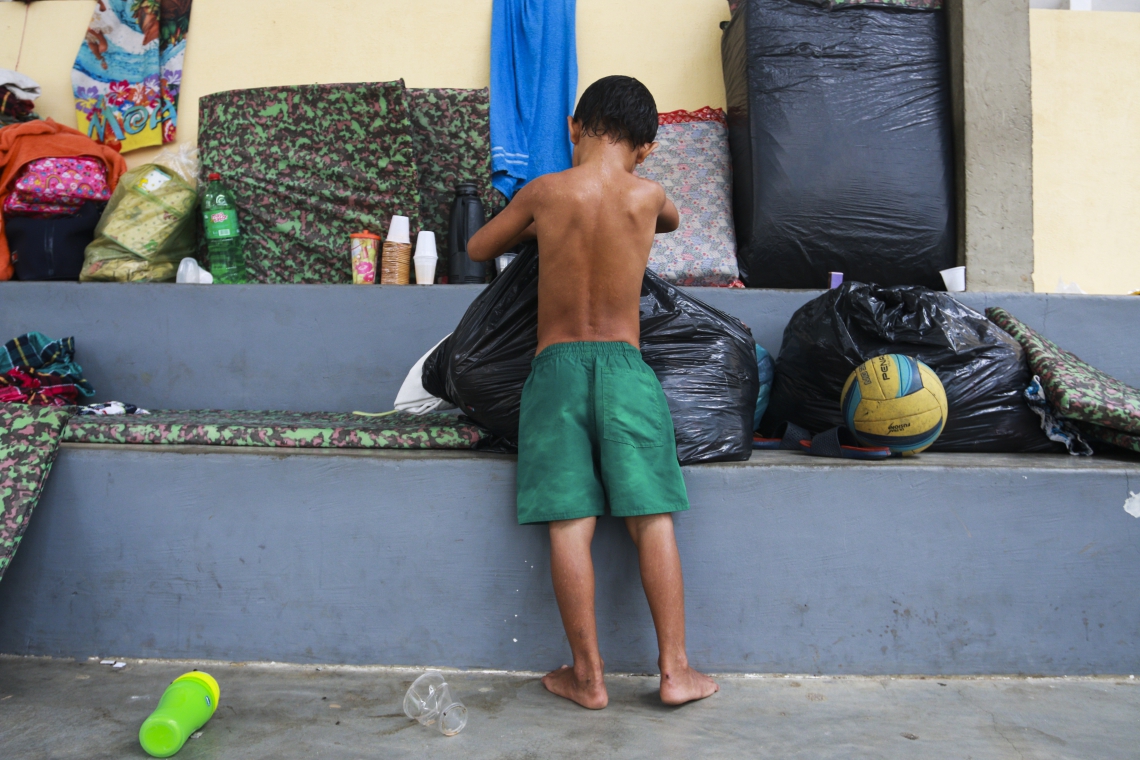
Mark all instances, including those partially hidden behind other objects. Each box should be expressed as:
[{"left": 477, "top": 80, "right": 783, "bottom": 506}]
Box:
[
  {"left": 656, "top": 194, "right": 680, "bottom": 234},
  {"left": 467, "top": 182, "right": 539, "bottom": 262}
]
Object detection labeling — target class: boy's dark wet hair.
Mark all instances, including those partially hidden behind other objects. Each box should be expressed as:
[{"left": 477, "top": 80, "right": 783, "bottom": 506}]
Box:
[{"left": 572, "top": 75, "right": 658, "bottom": 148}]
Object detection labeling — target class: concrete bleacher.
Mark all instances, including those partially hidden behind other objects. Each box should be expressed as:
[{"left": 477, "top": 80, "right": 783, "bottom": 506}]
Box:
[{"left": 1, "top": 283, "right": 1138, "bottom": 675}]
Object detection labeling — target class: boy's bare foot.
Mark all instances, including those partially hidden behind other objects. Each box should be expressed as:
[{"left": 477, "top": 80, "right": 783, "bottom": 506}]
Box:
[
  {"left": 660, "top": 665, "right": 719, "bottom": 706},
  {"left": 542, "top": 665, "right": 609, "bottom": 709}
]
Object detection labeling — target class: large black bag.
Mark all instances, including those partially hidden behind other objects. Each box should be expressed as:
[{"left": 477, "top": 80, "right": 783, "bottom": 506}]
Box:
[
  {"left": 761, "top": 283, "right": 1055, "bottom": 453},
  {"left": 5, "top": 202, "right": 103, "bottom": 281},
  {"left": 423, "top": 244, "right": 760, "bottom": 465},
  {"left": 721, "top": 0, "right": 956, "bottom": 289}
]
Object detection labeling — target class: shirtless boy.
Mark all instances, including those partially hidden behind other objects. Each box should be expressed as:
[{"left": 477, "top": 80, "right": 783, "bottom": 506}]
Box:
[{"left": 467, "top": 75, "right": 718, "bottom": 708}]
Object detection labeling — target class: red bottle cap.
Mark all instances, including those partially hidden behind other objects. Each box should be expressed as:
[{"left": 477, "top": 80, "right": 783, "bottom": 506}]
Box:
[{"left": 208, "top": 173, "right": 221, "bottom": 181}]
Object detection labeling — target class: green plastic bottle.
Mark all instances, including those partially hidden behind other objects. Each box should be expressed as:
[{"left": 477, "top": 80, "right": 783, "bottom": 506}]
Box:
[
  {"left": 202, "top": 173, "right": 245, "bottom": 284},
  {"left": 139, "top": 671, "right": 220, "bottom": 758}
]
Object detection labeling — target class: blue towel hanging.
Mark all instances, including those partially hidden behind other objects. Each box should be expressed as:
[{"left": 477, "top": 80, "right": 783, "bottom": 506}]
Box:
[{"left": 490, "top": 0, "right": 578, "bottom": 200}]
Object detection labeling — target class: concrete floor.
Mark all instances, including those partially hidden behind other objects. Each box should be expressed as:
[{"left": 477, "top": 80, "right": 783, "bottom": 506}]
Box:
[{"left": 2, "top": 657, "right": 1139, "bottom": 759}]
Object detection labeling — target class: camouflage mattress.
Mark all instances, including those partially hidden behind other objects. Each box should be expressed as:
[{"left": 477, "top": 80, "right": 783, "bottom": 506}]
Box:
[
  {"left": 199, "top": 81, "right": 423, "bottom": 284},
  {"left": 406, "top": 87, "right": 501, "bottom": 281},
  {"left": 199, "top": 83, "right": 500, "bottom": 284},
  {"left": 0, "top": 404, "right": 71, "bottom": 582},
  {"left": 988, "top": 307, "right": 1140, "bottom": 453},
  {"left": 63, "top": 410, "right": 488, "bottom": 449}
]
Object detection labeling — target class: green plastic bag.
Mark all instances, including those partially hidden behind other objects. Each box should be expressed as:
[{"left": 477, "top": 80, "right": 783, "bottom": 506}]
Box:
[{"left": 80, "top": 146, "right": 199, "bottom": 283}]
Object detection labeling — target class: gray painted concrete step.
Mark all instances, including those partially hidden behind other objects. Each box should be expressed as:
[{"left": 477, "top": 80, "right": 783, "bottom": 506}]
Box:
[
  {"left": 2, "top": 445, "right": 1137, "bottom": 675},
  {"left": 1, "top": 656, "right": 1138, "bottom": 759}
]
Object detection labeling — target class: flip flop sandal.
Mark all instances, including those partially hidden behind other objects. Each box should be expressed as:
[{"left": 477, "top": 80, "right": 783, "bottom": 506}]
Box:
[
  {"left": 752, "top": 421, "right": 812, "bottom": 451},
  {"left": 804, "top": 426, "right": 891, "bottom": 460}
]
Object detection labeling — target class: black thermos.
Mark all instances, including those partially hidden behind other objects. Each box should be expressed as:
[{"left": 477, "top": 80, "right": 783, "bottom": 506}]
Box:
[{"left": 448, "top": 183, "right": 490, "bottom": 284}]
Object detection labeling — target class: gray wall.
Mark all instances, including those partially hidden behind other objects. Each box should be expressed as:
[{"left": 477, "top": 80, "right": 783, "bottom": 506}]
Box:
[
  {"left": 1, "top": 446, "right": 1137, "bottom": 675},
  {"left": 3, "top": 283, "right": 1139, "bottom": 412}
]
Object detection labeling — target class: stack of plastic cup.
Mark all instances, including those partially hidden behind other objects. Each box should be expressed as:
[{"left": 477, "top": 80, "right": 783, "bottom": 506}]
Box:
[
  {"left": 414, "top": 231, "right": 439, "bottom": 285},
  {"left": 403, "top": 671, "right": 467, "bottom": 736}
]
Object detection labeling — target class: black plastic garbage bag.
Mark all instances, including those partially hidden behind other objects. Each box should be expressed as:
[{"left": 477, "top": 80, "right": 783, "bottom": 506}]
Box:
[
  {"left": 721, "top": 0, "right": 956, "bottom": 289},
  {"left": 760, "top": 283, "right": 1055, "bottom": 452},
  {"left": 423, "top": 244, "right": 760, "bottom": 464}
]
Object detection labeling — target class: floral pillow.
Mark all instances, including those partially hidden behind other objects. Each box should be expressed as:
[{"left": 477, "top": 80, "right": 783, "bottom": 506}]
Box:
[{"left": 637, "top": 109, "right": 742, "bottom": 287}]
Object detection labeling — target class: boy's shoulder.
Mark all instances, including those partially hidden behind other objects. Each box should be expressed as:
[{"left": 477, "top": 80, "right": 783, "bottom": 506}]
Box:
[{"left": 530, "top": 166, "right": 664, "bottom": 201}]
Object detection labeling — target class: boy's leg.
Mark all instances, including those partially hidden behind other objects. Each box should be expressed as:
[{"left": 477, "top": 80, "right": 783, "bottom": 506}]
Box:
[
  {"left": 625, "top": 513, "right": 719, "bottom": 705},
  {"left": 542, "top": 516, "right": 609, "bottom": 709}
]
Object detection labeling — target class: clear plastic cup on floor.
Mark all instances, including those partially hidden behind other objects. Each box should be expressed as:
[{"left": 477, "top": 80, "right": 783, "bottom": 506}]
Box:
[{"left": 403, "top": 671, "right": 468, "bottom": 736}]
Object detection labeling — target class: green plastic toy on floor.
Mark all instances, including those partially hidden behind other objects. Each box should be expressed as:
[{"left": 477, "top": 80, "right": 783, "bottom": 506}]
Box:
[{"left": 139, "top": 672, "right": 220, "bottom": 758}]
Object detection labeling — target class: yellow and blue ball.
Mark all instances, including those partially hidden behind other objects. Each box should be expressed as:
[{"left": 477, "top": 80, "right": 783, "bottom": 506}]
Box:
[{"left": 840, "top": 354, "right": 948, "bottom": 456}]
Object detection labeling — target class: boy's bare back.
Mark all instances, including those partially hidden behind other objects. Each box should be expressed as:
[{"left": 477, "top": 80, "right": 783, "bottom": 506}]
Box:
[{"left": 467, "top": 121, "right": 678, "bottom": 354}]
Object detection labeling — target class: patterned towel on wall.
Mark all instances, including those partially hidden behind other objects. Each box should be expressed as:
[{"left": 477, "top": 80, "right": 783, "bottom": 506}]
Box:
[
  {"left": 0, "top": 404, "right": 71, "bottom": 583},
  {"left": 64, "top": 409, "right": 489, "bottom": 449},
  {"left": 636, "top": 109, "right": 741, "bottom": 287},
  {"left": 988, "top": 307, "right": 1140, "bottom": 452},
  {"left": 198, "top": 82, "right": 422, "bottom": 283},
  {"left": 72, "top": 0, "right": 192, "bottom": 153},
  {"left": 406, "top": 88, "right": 501, "bottom": 281}
]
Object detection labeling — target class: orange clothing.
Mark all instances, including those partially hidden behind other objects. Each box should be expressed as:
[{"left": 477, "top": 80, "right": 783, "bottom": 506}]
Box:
[{"left": 0, "top": 119, "right": 128, "bottom": 280}]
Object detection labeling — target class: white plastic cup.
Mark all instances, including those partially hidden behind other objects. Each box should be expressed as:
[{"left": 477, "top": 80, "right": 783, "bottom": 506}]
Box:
[
  {"left": 940, "top": 266, "right": 966, "bottom": 292},
  {"left": 176, "top": 257, "right": 213, "bottom": 284},
  {"left": 414, "top": 230, "right": 437, "bottom": 258},
  {"left": 414, "top": 231, "right": 438, "bottom": 285},
  {"left": 403, "top": 671, "right": 467, "bottom": 736},
  {"left": 414, "top": 257, "right": 437, "bottom": 285},
  {"left": 387, "top": 215, "right": 411, "bottom": 244}
]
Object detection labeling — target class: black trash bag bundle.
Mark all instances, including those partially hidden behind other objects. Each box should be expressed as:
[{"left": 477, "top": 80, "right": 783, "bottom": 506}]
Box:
[
  {"left": 423, "top": 244, "right": 760, "bottom": 465},
  {"left": 721, "top": 0, "right": 956, "bottom": 289},
  {"left": 760, "top": 283, "right": 1055, "bottom": 453}
]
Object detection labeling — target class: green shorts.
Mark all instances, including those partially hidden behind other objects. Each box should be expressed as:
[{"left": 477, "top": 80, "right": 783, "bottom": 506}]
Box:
[{"left": 516, "top": 341, "right": 690, "bottom": 525}]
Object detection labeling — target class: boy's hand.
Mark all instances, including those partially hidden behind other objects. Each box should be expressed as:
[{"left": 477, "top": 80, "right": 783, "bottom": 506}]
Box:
[{"left": 468, "top": 183, "right": 539, "bottom": 262}]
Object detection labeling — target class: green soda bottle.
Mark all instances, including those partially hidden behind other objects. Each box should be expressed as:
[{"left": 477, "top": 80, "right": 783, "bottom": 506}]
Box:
[
  {"left": 202, "top": 173, "right": 245, "bottom": 283},
  {"left": 139, "top": 671, "right": 220, "bottom": 758}
]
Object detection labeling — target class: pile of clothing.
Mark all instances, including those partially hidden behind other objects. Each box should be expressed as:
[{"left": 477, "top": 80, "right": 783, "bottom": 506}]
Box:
[
  {"left": 0, "top": 119, "right": 127, "bottom": 281},
  {"left": 0, "top": 70, "right": 40, "bottom": 127},
  {"left": 0, "top": 332, "right": 95, "bottom": 406}
]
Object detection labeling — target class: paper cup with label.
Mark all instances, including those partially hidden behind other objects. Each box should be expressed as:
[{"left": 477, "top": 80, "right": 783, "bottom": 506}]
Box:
[
  {"left": 350, "top": 231, "right": 381, "bottom": 284},
  {"left": 414, "top": 230, "right": 438, "bottom": 285}
]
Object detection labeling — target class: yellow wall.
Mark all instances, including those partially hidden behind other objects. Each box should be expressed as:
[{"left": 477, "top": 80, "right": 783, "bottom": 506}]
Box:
[
  {"left": 2, "top": 0, "right": 731, "bottom": 168},
  {"left": 11, "top": 2, "right": 1138, "bottom": 294},
  {"left": 1030, "top": 9, "right": 1140, "bottom": 294}
]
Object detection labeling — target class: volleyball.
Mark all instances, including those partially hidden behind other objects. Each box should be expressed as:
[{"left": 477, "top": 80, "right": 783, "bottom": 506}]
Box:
[{"left": 840, "top": 354, "right": 948, "bottom": 456}]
